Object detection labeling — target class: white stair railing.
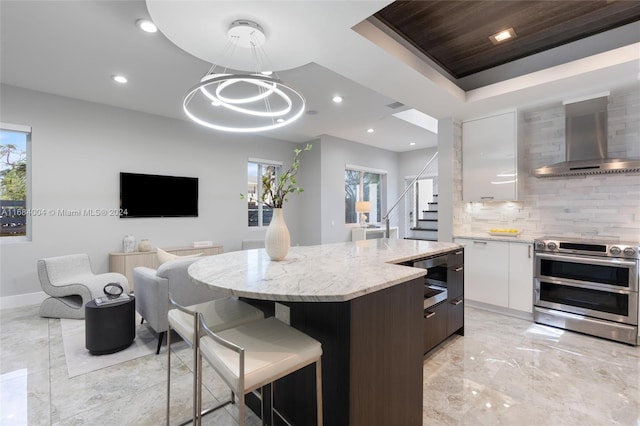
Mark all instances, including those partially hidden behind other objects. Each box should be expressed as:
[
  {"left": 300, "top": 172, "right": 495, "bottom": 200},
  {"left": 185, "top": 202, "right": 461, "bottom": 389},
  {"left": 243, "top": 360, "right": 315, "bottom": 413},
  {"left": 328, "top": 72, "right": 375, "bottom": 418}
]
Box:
[{"left": 383, "top": 151, "right": 438, "bottom": 238}]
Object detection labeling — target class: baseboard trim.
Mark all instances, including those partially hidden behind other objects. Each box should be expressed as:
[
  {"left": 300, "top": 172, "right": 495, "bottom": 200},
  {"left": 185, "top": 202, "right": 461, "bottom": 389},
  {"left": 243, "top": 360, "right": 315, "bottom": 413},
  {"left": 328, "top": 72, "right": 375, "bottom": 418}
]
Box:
[
  {"left": 0, "top": 291, "right": 47, "bottom": 310},
  {"left": 466, "top": 300, "right": 534, "bottom": 321}
]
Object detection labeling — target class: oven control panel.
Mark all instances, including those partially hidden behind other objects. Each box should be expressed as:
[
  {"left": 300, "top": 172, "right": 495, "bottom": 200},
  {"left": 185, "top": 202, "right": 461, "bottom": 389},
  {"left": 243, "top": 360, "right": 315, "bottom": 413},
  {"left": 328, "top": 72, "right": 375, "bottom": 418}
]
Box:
[{"left": 535, "top": 237, "right": 640, "bottom": 259}]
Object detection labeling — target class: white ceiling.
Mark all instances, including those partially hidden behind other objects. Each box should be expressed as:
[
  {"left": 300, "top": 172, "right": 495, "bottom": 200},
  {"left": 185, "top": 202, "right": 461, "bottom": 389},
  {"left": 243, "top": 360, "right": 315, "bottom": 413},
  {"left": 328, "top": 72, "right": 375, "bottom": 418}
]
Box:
[{"left": 1, "top": 1, "right": 638, "bottom": 152}]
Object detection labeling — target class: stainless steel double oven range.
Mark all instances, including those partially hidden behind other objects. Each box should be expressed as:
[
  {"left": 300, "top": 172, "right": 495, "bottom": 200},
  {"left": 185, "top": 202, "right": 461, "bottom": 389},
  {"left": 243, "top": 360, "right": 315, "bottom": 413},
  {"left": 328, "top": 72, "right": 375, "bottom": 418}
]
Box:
[{"left": 534, "top": 237, "right": 639, "bottom": 345}]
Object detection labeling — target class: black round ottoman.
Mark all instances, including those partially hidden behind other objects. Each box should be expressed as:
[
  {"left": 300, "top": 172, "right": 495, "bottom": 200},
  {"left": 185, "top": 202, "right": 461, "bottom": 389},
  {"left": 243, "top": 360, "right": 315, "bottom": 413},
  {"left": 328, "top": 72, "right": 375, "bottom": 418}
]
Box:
[{"left": 85, "top": 296, "right": 135, "bottom": 355}]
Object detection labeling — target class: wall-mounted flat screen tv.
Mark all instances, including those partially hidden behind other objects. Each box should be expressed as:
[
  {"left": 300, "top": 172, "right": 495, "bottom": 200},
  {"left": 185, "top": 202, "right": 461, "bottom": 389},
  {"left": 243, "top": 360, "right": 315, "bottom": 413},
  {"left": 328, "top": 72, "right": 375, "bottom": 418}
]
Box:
[{"left": 119, "top": 172, "right": 198, "bottom": 218}]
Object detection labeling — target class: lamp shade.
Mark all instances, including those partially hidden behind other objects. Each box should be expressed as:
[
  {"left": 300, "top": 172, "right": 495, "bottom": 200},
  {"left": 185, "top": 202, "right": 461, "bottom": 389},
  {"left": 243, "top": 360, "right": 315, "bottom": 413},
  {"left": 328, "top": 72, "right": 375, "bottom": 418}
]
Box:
[{"left": 355, "top": 201, "right": 371, "bottom": 213}]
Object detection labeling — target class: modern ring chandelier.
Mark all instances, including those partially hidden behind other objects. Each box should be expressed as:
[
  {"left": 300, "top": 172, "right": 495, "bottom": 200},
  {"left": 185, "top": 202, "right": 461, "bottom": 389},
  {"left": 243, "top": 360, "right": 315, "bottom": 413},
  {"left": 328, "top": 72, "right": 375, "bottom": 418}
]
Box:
[{"left": 183, "top": 20, "right": 306, "bottom": 133}]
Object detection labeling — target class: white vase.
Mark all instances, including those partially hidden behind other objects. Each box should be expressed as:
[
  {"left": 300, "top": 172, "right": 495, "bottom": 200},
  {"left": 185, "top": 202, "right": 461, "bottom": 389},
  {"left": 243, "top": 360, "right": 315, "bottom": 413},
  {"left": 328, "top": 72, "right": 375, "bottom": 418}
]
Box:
[
  {"left": 123, "top": 235, "right": 136, "bottom": 253},
  {"left": 138, "top": 239, "right": 152, "bottom": 252},
  {"left": 265, "top": 208, "right": 290, "bottom": 261}
]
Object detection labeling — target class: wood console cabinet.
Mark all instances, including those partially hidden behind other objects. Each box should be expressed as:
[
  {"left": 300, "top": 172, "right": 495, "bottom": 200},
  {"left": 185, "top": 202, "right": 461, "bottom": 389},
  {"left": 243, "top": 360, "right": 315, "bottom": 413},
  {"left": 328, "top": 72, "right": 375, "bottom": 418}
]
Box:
[{"left": 109, "top": 245, "right": 222, "bottom": 293}]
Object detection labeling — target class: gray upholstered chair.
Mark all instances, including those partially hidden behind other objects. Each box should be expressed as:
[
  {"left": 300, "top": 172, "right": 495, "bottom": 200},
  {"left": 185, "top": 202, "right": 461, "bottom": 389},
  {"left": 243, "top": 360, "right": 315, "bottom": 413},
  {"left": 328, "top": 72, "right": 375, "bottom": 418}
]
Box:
[
  {"left": 134, "top": 256, "right": 263, "bottom": 354},
  {"left": 38, "top": 253, "right": 129, "bottom": 319}
]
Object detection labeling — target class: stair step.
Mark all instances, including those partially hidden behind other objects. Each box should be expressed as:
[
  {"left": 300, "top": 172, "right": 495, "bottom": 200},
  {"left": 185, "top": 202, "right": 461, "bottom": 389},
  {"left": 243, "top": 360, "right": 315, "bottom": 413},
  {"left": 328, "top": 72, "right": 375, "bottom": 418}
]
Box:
[
  {"left": 421, "top": 211, "right": 438, "bottom": 220},
  {"left": 408, "top": 229, "right": 438, "bottom": 240},
  {"left": 415, "top": 220, "right": 438, "bottom": 230},
  {"left": 404, "top": 237, "right": 438, "bottom": 242}
]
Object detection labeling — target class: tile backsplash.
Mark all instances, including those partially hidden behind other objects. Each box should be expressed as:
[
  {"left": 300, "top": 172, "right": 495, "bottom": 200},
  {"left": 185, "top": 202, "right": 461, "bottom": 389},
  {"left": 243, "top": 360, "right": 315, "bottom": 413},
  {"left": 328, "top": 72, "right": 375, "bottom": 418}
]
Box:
[{"left": 454, "top": 85, "right": 640, "bottom": 242}]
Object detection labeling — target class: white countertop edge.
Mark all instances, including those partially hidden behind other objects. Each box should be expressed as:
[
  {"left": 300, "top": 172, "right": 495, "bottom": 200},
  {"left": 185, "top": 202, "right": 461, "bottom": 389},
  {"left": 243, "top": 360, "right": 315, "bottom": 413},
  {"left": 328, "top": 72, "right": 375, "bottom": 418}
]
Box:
[
  {"left": 216, "top": 268, "right": 428, "bottom": 302},
  {"left": 454, "top": 234, "right": 536, "bottom": 244}
]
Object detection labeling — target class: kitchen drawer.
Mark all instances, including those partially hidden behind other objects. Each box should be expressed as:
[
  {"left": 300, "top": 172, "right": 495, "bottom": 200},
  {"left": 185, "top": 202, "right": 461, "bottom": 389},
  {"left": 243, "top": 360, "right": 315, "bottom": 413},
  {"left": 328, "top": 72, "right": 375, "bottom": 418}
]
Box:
[
  {"left": 448, "top": 248, "right": 464, "bottom": 267},
  {"left": 448, "top": 264, "right": 464, "bottom": 300},
  {"left": 424, "top": 302, "right": 448, "bottom": 354},
  {"left": 447, "top": 297, "right": 464, "bottom": 336}
]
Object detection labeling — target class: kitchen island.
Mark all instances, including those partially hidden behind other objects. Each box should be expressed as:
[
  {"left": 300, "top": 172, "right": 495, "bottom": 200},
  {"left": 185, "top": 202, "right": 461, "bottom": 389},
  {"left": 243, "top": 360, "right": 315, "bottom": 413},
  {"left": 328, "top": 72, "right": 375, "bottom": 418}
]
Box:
[{"left": 189, "top": 238, "right": 463, "bottom": 426}]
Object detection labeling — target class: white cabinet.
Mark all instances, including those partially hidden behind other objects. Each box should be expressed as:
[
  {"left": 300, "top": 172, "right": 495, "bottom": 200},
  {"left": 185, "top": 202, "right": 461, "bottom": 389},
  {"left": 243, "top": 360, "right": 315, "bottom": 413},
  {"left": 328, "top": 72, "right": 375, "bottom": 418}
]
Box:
[
  {"left": 454, "top": 238, "right": 533, "bottom": 313},
  {"left": 508, "top": 243, "right": 534, "bottom": 313},
  {"left": 462, "top": 111, "right": 518, "bottom": 201},
  {"left": 460, "top": 239, "right": 509, "bottom": 307}
]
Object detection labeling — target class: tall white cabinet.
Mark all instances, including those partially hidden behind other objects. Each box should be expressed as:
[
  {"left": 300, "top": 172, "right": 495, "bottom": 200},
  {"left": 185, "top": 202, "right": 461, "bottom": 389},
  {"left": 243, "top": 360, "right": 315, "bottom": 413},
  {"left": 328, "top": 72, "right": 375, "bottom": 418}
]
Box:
[{"left": 462, "top": 111, "right": 518, "bottom": 201}]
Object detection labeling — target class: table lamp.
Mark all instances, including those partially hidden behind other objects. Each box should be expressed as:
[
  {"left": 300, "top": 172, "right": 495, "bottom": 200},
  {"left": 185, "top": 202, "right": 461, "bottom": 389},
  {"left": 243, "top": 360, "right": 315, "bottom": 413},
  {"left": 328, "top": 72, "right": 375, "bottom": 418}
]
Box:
[{"left": 355, "top": 201, "right": 371, "bottom": 228}]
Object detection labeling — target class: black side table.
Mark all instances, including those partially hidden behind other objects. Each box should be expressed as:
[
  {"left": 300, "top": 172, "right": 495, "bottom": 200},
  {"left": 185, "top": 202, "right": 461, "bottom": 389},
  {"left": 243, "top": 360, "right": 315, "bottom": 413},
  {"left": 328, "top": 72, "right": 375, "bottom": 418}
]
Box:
[{"left": 85, "top": 296, "right": 135, "bottom": 355}]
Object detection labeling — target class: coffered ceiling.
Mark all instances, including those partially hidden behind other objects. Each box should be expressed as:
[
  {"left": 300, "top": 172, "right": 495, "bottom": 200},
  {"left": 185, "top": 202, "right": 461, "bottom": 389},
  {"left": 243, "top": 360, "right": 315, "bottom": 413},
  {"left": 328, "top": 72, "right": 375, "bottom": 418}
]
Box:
[
  {"left": 375, "top": 0, "right": 640, "bottom": 79},
  {"left": 373, "top": 0, "right": 640, "bottom": 90}
]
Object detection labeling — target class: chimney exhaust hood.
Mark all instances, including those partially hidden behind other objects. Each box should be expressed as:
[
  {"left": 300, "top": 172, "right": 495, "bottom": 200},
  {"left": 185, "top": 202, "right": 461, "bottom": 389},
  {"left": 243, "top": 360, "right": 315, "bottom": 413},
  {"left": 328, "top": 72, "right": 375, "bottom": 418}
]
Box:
[{"left": 533, "top": 96, "right": 640, "bottom": 177}]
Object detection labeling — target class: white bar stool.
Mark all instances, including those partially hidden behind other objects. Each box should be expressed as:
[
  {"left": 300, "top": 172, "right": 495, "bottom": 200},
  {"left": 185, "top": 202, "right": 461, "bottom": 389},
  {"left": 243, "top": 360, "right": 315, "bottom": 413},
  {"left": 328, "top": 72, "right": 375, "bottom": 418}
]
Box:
[
  {"left": 166, "top": 296, "right": 264, "bottom": 425},
  {"left": 197, "top": 315, "right": 323, "bottom": 426}
]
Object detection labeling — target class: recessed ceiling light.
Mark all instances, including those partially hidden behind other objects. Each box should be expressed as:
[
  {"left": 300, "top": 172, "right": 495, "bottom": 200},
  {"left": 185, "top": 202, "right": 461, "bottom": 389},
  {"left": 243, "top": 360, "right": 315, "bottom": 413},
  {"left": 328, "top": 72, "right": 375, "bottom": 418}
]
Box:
[
  {"left": 112, "top": 75, "right": 128, "bottom": 84},
  {"left": 136, "top": 19, "right": 158, "bottom": 33},
  {"left": 332, "top": 95, "right": 343, "bottom": 103},
  {"left": 409, "top": 142, "right": 416, "bottom": 146},
  {"left": 367, "top": 128, "right": 374, "bottom": 133},
  {"left": 489, "top": 27, "right": 517, "bottom": 45},
  {"left": 261, "top": 71, "right": 273, "bottom": 76},
  {"left": 276, "top": 118, "right": 285, "bottom": 123}
]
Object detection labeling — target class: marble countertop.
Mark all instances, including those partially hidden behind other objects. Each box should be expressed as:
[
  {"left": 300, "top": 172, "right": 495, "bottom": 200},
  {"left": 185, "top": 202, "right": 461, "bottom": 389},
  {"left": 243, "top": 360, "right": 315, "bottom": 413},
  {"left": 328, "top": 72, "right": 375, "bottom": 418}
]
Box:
[{"left": 188, "top": 239, "right": 462, "bottom": 302}]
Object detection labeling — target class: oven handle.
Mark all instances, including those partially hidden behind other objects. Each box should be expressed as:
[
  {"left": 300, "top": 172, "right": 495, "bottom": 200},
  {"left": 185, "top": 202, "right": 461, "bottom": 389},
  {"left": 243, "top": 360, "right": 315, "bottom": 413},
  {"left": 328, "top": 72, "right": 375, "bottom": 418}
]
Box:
[
  {"left": 535, "top": 252, "right": 639, "bottom": 269},
  {"left": 535, "top": 277, "right": 639, "bottom": 294}
]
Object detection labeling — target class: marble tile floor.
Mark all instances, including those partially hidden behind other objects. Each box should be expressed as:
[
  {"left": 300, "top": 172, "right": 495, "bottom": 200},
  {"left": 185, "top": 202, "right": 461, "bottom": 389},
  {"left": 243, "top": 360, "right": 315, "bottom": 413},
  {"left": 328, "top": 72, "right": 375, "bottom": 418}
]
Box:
[{"left": 1, "top": 304, "right": 638, "bottom": 425}]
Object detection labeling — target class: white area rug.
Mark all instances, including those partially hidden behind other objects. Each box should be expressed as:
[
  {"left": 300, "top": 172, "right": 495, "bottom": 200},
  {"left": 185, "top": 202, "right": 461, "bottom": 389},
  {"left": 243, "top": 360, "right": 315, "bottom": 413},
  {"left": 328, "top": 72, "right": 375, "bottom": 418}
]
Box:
[{"left": 60, "top": 316, "right": 159, "bottom": 378}]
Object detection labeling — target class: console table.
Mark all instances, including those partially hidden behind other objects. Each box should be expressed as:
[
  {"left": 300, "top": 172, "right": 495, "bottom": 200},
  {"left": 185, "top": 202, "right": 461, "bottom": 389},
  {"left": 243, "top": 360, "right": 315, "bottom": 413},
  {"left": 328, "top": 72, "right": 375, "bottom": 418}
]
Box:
[
  {"left": 351, "top": 226, "right": 398, "bottom": 241},
  {"left": 109, "top": 244, "right": 222, "bottom": 293}
]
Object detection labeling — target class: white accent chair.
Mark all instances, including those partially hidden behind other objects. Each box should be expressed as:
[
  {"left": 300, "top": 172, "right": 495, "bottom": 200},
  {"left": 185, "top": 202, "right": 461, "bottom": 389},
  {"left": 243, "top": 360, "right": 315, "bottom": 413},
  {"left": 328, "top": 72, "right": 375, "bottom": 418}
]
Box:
[
  {"left": 38, "top": 253, "right": 129, "bottom": 319},
  {"left": 196, "top": 315, "right": 323, "bottom": 426}
]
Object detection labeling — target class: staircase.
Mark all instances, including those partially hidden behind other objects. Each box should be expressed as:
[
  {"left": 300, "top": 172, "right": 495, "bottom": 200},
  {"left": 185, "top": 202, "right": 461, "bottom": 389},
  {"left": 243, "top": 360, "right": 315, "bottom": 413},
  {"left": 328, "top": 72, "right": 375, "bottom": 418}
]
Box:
[{"left": 407, "top": 194, "right": 438, "bottom": 241}]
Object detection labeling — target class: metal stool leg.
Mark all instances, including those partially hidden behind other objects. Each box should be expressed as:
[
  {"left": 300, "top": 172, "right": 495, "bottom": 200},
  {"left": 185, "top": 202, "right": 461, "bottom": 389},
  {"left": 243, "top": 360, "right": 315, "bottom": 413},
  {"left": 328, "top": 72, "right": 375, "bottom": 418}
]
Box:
[
  {"left": 316, "top": 359, "right": 323, "bottom": 426},
  {"left": 166, "top": 325, "right": 172, "bottom": 426}
]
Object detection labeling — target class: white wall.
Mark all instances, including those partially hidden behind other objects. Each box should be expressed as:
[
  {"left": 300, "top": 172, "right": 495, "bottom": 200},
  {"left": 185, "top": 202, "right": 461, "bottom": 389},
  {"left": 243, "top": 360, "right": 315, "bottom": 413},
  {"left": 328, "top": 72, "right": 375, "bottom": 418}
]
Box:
[
  {"left": 437, "top": 118, "right": 459, "bottom": 242},
  {"left": 0, "top": 85, "right": 308, "bottom": 301},
  {"left": 317, "top": 135, "right": 400, "bottom": 244},
  {"left": 453, "top": 85, "right": 640, "bottom": 241},
  {"left": 296, "top": 138, "right": 322, "bottom": 246}
]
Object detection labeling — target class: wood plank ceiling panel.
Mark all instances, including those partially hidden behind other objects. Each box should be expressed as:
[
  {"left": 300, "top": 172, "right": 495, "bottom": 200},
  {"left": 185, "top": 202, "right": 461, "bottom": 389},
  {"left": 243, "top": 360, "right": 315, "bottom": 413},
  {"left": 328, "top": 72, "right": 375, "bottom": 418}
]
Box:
[{"left": 374, "top": 0, "right": 640, "bottom": 79}]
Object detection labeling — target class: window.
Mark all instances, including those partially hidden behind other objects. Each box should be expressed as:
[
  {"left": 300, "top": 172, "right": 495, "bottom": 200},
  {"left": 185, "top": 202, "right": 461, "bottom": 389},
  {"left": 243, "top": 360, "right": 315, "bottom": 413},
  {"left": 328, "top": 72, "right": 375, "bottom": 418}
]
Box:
[
  {"left": 345, "top": 166, "right": 386, "bottom": 225},
  {"left": 247, "top": 159, "right": 282, "bottom": 227},
  {"left": 1, "top": 124, "right": 31, "bottom": 239}
]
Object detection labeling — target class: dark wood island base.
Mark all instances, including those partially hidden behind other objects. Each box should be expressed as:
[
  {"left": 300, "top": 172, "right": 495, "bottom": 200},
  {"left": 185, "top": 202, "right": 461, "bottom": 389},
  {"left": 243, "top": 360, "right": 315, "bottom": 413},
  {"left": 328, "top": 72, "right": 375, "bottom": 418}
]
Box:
[{"left": 252, "top": 277, "right": 423, "bottom": 426}]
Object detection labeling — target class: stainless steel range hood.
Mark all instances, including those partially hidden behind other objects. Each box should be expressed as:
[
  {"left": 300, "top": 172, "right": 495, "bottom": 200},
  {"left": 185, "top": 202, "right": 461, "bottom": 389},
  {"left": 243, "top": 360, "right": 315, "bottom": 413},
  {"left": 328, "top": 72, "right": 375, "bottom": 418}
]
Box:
[{"left": 533, "top": 96, "right": 640, "bottom": 177}]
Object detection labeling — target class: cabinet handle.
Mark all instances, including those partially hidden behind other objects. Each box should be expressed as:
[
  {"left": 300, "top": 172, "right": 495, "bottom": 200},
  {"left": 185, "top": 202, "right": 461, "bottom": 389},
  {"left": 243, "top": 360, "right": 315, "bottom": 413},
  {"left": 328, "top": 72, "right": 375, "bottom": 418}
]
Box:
[
  {"left": 473, "top": 241, "right": 487, "bottom": 245},
  {"left": 480, "top": 196, "right": 494, "bottom": 200},
  {"left": 528, "top": 245, "right": 532, "bottom": 258},
  {"left": 454, "top": 267, "right": 463, "bottom": 272},
  {"left": 451, "top": 299, "right": 463, "bottom": 306},
  {"left": 424, "top": 311, "right": 435, "bottom": 319}
]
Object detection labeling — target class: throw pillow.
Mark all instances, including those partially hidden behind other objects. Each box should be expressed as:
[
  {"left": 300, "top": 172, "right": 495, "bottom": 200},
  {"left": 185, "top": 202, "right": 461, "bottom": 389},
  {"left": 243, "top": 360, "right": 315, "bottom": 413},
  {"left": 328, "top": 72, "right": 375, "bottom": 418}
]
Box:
[{"left": 156, "top": 248, "right": 203, "bottom": 266}]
